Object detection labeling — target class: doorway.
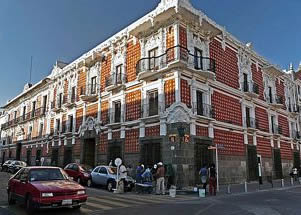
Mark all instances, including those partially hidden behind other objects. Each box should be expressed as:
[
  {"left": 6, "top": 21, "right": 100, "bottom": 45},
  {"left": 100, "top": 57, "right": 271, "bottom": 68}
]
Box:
[
  {"left": 36, "top": 149, "right": 41, "bottom": 166},
  {"left": 64, "top": 147, "right": 73, "bottom": 167},
  {"left": 83, "top": 139, "right": 96, "bottom": 168},
  {"left": 140, "top": 142, "right": 161, "bottom": 167},
  {"left": 294, "top": 152, "right": 300, "bottom": 169},
  {"left": 247, "top": 145, "right": 258, "bottom": 181},
  {"left": 273, "top": 149, "right": 283, "bottom": 179},
  {"left": 195, "top": 142, "right": 213, "bottom": 183},
  {"left": 26, "top": 150, "right": 31, "bottom": 166},
  {"left": 1, "top": 152, "right": 5, "bottom": 165},
  {"left": 51, "top": 148, "right": 59, "bottom": 166},
  {"left": 107, "top": 141, "right": 122, "bottom": 165},
  {"left": 16, "top": 142, "right": 21, "bottom": 160}
]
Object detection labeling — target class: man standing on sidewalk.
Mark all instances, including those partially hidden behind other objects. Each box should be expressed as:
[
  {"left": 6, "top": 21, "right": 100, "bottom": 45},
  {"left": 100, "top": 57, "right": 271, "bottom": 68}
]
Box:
[
  {"left": 209, "top": 163, "right": 217, "bottom": 196},
  {"left": 155, "top": 162, "right": 165, "bottom": 195}
]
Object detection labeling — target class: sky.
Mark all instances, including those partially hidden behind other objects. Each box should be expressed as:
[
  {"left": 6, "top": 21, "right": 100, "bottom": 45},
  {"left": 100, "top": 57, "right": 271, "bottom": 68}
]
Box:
[{"left": 0, "top": 0, "right": 300, "bottom": 106}]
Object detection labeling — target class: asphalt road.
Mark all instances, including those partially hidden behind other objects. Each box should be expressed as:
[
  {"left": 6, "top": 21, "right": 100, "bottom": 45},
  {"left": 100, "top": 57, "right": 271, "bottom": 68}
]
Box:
[{"left": 0, "top": 171, "right": 300, "bottom": 215}]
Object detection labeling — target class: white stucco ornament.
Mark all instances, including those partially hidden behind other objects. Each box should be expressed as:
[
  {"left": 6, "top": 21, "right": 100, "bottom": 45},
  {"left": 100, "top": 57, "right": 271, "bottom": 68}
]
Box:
[
  {"left": 161, "top": 102, "right": 194, "bottom": 124},
  {"left": 79, "top": 116, "right": 101, "bottom": 137}
]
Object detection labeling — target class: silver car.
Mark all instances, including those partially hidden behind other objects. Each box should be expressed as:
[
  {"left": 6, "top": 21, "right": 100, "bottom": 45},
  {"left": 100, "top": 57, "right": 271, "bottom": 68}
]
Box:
[{"left": 91, "top": 165, "right": 135, "bottom": 192}]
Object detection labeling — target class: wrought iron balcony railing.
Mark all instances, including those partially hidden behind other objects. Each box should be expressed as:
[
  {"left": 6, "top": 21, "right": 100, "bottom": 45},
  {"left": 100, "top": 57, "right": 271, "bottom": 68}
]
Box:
[
  {"left": 1, "top": 107, "right": 48, "bottom": 130},
  {"left": 105, "top": 73, "right": 127, "bottom": 88},
  {"left": 192, "top": 103, "right": 215, "bottom": 119},
  {"left": 244, "top": 117, "right": 259, "bottom": 129},
  {"left": 136, "top": 45, "right": 216, "bottom": 76},
  {"left": 242, "top": 81, "right": 259, "bottom": 95},
  {"left": 272, "top": 124, "right": 282, "bottom": 135}
]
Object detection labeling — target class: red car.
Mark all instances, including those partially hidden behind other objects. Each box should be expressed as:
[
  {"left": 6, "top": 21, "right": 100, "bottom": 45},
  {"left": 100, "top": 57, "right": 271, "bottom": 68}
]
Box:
[
  {"left": 64, "top": 163, "right": 92, "bottom": 187},
  {"left": 7, "top": 167, "right": 88, "bottom": 214}
]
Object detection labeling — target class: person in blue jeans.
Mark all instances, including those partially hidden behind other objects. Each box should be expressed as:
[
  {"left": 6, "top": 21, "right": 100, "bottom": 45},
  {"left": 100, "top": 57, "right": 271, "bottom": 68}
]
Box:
[{"left": 199, "top": 164, "right": 208, "bottom": 191}]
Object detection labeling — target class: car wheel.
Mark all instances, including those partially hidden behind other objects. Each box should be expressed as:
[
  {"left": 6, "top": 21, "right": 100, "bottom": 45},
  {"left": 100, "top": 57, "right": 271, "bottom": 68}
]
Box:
[
  {"left": 87, "top": 179, "right": 92, "bottom": 187},
  {"left": 77, "top": 177, "right": 81, "bottom": 184},
  {"left": 107, "top": 181, "right": 114, "bottom": 192},
  {"left": 73, "top": 205, "right": 81, "bottom": 210},
  {"left": 25, "top": 194, "right": 34, "bottom": 215},
  {"left": 7, "top": 191, "right": 16, "bottom": 205}
]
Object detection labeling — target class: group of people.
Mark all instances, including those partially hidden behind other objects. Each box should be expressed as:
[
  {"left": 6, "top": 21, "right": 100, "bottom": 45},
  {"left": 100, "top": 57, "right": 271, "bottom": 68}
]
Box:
[
  {"left": 135, "top": 162, "right": 167, "bottom": 195},
  {"left": 199, "top": 163, "right": 217, "bottom": 196}
]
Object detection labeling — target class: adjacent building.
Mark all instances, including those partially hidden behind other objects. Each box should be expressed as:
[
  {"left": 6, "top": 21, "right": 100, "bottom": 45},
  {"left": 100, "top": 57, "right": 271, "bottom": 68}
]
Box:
[{"left": 1, "top": 0, "right": 301, "bottom": 187}]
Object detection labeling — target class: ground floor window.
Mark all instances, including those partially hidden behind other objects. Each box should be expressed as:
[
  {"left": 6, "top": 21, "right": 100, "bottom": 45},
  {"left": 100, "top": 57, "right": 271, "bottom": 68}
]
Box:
[
  {"left": 273, "top": 149, "right": 283, "bottom": 179},
  {"left": 140, "top": 142, "right": 161, "bottom": 167}
]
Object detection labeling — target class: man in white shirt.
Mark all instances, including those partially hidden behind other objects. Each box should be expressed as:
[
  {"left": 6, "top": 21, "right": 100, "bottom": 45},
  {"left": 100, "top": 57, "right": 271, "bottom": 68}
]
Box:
[{"left": 119, "top": 163, "right": 127, "bottom": 193}]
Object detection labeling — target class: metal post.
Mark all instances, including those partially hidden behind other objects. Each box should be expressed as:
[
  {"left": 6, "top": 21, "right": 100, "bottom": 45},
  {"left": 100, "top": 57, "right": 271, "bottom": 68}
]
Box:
[
  {"left": 291, "top": 177, "right": 294, "bottom": 186},
  {"left": 216, "top": 147, "right": 219, "bottom": 192},
  {"left": 244, "top": 181, "right": 248, "bottom": 193},
  {"left": 227, "top": 184, "right": 231, "bottom": 194},
  {"left": 281, "top": 179, "right": 284, "bottom": 187}
]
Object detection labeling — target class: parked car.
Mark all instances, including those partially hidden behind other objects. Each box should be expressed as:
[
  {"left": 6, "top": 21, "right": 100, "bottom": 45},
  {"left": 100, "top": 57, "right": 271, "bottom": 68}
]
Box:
[
  {"left": 64, "top": 163, "right": 92, "bottom": 187},
  {"left": 7, "top": 166, "right": 88, "bottom": 214},
  {"left": 8, "top": 161, "right": 27, "bottom": 174},
  {"left": 1, "top": 160, "right": 13, "bottom": 172},
  {"left": 91, "top": 165, "right": 135, "bottom": 192}
]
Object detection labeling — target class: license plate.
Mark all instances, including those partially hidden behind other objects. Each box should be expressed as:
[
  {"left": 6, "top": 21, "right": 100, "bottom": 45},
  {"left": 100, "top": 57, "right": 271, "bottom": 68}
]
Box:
[{"left": 62, "top": 199, "right": 72, "bottom": 205}]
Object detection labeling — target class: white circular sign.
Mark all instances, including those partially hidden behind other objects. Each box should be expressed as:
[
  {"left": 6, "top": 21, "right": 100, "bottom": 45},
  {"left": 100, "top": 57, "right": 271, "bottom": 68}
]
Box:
[
  {"left": 114, "top": 158, "right": 122, "bottom": 166},
  {"left": 40, "top": 157, "right": 44, "bottom": 163}
]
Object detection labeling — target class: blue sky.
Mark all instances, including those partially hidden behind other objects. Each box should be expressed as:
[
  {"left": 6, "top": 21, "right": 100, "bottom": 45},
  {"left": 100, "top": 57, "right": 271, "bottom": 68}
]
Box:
[{"left": 0, "top": 0, "right": 300, "bottom": 106}]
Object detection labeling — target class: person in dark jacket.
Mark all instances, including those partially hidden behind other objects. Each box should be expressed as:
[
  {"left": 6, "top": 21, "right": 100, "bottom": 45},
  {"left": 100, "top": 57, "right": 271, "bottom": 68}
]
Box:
[{"left": 208, "top": 163, "right": 217, "bottom": 196}]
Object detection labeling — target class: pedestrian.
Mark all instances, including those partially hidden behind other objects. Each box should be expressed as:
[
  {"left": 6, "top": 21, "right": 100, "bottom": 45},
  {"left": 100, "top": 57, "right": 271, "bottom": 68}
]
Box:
[
  {"left": 208, "top": 163, "right": 217, "bottom": 196},
  {"left": 155, "top": 162, "right": 165, "bottom": 195},
  {"left": 136, "top": 163, "right": 144, "bottom": 184},
  {"left": 127, "top": 164, "right": 134, "bottom": 178},
  {"left": 292, "top": 167, "right": 298, "bottom": 181},
  {"left": 199, "top": 164, "right": 208, "bottom": 192},
  {"left": 151, "top": 164, "right": 158, "bottom": 193},
  {"left": 119, "top": 162, "right": 128, "bottom": 193}
]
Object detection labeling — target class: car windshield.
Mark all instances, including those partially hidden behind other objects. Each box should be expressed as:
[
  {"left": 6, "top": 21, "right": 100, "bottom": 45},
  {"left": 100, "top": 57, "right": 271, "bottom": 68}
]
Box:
[
  {"left": 29, "top": 169, "right": 67, "bottom": 182},
  {"left": 5, "top": 161, "right": 12, "bottom": 164},
  {"left": 108, "top": 167, "right": 117, "bottom": 174}
]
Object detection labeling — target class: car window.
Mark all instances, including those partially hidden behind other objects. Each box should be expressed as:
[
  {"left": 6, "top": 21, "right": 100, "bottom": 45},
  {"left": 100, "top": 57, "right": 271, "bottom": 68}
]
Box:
[
  {"left": 65, "top": 164, "right": 71, "bottom": 170},
  {"left": 99, "top": 167, "right": 107, "bottom": 174},
  {"left": 73, "top": 164, "right": 79, "bottom": 171},
  {"left": 20, "top": 169, "right": 29, "bottom": 181},
  {"left": 14, "top": 168, "right": 24, "bottom": 180},
  {"left": 93, "top": 167, "right": 100, "bottom": 173},
  {"left": 29, "top": 169, "right": 67, "bottom": 182},
  {"left": 15, "top": 161, "right": 20, "bottom": 165}
]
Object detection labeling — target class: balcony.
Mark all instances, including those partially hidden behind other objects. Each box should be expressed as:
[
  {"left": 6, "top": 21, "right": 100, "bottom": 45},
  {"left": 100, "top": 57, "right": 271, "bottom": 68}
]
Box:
[
  {"left": 136, "top": 45, "right": 216, "bottom": 81},
  {"left": 288, "top": 104, "right": 300, "bottom": 117},
  {"left": 242, "top": 81, "right": 259, "bottom": 98},
  {"left": 292, "top": 130, "right": 301, "bottom": 140},
  {"left": 272, "top": 124, "right": 282, "bottom": 136},
  {"left": 267, "top": 95, "right": 283, "bottom": 109},
  {"left": 1, "top": 108, "right": 47, "bottom": 130},
  {"left": 80, "top": 84, "right": 99, "bottom": 103},
  {"left": 51, "top": 101, "right": 63, "bottom": 113},
  {"left": 63, "top": 94, "right": 76, "bottom": 109},
  {"left": 105, "top": 73, "right": 127, "bottom": 92},
  {"left": 244, "top": 117, "right": 258, "bottom": 132},
  {"left": 192, "top": 103, "right": 215, "bottom": 119}
]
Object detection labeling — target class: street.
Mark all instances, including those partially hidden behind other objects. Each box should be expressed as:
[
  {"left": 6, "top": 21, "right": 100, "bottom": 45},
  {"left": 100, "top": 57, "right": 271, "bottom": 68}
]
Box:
[{"left": 0, "top": 172, "right": 300, "bottom": 215}]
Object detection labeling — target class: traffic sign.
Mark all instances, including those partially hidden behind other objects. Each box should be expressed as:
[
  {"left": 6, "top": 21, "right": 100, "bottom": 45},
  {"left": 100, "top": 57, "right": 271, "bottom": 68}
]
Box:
[{"left": 115, "top": 158, "right": 122, "bottom": 166}]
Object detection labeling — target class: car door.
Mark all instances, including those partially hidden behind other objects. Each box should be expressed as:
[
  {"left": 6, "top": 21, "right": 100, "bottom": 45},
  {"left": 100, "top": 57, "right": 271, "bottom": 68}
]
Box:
[
  {"left": 9, "top": 169, "right": 23, "bottom": 197},
  {"left": 91, "top": 167, "right": 101, "bottom": 185},
  {"left": 15, "top": 168, "right": 30, "bottom": 202},
  {"left": 98, "top": 167, "right": 109, "bottom": 185}
]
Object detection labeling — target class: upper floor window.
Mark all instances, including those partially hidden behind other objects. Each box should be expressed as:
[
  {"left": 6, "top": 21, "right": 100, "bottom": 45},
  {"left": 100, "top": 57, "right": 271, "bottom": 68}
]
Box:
[
  {"left": 148, "top": 48, "right": 158, "bottom": 70},
  {"left": 194, "top": 48, "right": 203, "bottom": 70},
  {"left": 91, "top": 76, "right": 97, "bottom": 94},
  {"left": 68, "top": 115, "right": 74, "bottom": 132},
  {"left": 148, "top": 90, "right": 158, "bottom": 117},
  {"left": 58, "top": 93, "right": 63, "bottom": 108},
  {"left": 268, "top": 86, "right": 273, "bottom": 103},
  {"left": 39, "top": 123, "right": 43, "bottom": 137},
  {"left": 113, "top": 101, "right": 121, "bottom": 123},
  {"left": 42, "top": 95, "right": 47, "bottom": 114},
  {"left": 32, "top": 101, "right": 36, "bottom": 117},
  {"left": 14, "top": 111, "right": 17, "bottom": 120},
  {"left": 56, "top": 119, "right": 60, "bottom": 133},
  {"left": 23, "top": 106, "right": 26, "bottom": 120},
  {"left": 116, "top": 65, "right": 123, "bottom": 84},
  {"left": 71, "top": 87, "right": 76, "bottom": 103}
]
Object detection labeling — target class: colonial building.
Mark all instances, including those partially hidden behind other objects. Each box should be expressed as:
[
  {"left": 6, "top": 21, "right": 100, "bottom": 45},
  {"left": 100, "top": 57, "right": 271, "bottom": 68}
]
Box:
[{"left": 1, "top": 0, "right": 301, "bottom": 187}]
